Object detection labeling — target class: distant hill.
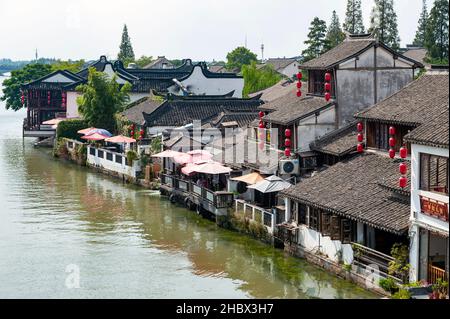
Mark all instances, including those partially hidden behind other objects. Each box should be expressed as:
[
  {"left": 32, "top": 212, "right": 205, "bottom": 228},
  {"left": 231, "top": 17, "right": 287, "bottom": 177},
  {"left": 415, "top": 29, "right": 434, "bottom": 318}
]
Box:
[{"left": 0, "top": 58, "right": 58, "bottom": 75}]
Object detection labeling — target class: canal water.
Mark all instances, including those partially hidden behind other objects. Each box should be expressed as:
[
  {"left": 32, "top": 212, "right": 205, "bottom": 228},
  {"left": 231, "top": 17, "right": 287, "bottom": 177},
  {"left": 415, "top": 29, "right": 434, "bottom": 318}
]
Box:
[{"left": 0, "top": 75, "right": 377, "bottom": 299}]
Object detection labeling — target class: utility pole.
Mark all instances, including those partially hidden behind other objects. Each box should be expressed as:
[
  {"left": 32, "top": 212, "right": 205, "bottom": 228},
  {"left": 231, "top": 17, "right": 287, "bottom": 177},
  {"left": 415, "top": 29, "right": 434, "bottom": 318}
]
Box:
[{"left": 261, "top": 43, "right": 265, "bottom": 62}]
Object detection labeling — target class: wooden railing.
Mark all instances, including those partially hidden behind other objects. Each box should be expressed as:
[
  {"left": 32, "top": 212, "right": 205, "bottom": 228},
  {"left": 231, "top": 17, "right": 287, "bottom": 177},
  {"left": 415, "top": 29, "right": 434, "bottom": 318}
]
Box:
[
  {"left": 351, "top": 242, "right": 402, "bottom": 282},
  {"left": 428, "top": 265, "right": 448, "bottom": 284}
]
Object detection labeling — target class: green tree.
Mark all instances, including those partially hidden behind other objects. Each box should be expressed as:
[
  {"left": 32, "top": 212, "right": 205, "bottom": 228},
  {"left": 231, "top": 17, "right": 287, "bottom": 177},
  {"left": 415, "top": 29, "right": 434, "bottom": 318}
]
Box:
[
  {"left": 1, "top": 63, "right": 52, "bottom": 111},
  {"left": 135, "top": 55, "right": 154, "bottom": 68},
  {"left": 226, "top": 47, "right": 258, "bottom": 71},
  {"left": 302, "top": 17, "right": 329, "bottom": 61},
  {"left": 369, "top": 0, "right": 401, "bottom": 50},
  {"left": 413, "top": 0, "right": 429, "bottom": 47},
  {"left": 241, "top": 62, "right": 281, "bottom": 97},
  {"left": 118, "top": 24, "right": 135, "bottom": 67},
  {"left": 326, "top": 11, "right": 346, "bottom": 50},
  {"left": 425, "top": 0, "right": 449, "bottom": 63},
  {"left": 51, "top": 60, "right": 85, "bottom": 73},
  {"left": 76, "top": 68, "right": 131, "bottom": 132},
  {"left": 343, "top": 0, "right": 366, "bottom": 34}
]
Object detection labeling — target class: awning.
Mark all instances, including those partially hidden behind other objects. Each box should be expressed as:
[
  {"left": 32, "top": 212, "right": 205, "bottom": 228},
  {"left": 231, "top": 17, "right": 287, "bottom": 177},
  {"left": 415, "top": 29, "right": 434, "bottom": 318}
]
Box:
[
  {"left": 181, "top": 161, "right": 232, "bottom": 175},
  {"left": 231, "top": 172, "right": 265, "bottom": 185},
  {"left": 105, "top": 135, "right": 136, "bottom": 143},
  {"left": 81, "top": 132, "right": 108, "bottom": 141},
  {"left": 247, "top": 175, "right": 292, "bottom": 193}
]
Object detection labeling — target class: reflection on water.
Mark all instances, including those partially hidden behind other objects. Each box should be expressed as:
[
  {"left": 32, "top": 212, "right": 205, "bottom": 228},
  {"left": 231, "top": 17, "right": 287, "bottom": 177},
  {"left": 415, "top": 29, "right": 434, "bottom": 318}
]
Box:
[{"left": 0, "top": 76, "right": 377, "bottom": 299}]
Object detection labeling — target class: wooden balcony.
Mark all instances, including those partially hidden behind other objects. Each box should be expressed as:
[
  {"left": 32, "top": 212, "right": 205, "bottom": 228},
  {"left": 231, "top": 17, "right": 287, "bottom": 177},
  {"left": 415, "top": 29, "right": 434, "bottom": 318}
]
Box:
[
  {"left": 428, "top": 265, "right": 448, "bottom": 285},
  {"left": 160, "top": 174, "right": 234, "bottom": 213}
]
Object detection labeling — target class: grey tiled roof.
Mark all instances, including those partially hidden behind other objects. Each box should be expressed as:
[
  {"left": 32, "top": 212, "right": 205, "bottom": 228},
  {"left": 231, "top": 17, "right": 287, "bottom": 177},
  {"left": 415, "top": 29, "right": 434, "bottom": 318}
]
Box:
[
  {"left": 279, "top": 153, "right": 411, "bottom": 234},
  {"left": 262, "top": 96, "right": 335, "bottom": 125},
  {"left": 250, "top": 79, "right": 300, "bottom": 103},
  {"left": 122, "top": 97, "right": 163, "bottom": 125},
  {"left": 310, "top": 122, "right": 358, "bottom": 156},
  {"left": 355, "top": 73, "right": 449, "bottom": 126},
  {"left": 404, "top": 107, "right": 449, "bottom": 148},
  {"left": 143, "top": 95, "right": 264, "bottom": 127}
]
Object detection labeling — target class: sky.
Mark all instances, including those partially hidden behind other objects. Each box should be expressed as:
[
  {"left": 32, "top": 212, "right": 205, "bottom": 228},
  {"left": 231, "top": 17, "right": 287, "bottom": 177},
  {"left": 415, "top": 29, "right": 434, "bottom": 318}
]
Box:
[{"left": 0, "top": 0, "right": 433, "bottom": 62}]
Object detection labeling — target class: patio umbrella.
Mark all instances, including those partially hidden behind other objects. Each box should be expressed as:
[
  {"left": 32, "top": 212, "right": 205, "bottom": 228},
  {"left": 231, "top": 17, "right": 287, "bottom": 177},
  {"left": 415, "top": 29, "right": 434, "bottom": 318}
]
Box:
[
  {"left": 151, "top": 150, "right": 185, "bottom": 158},
  {"left": 193, "top": 161, "right": 232, "bottom": 175},
  {"left": 105, "top": 135, "right": 136, "bottom": 143},
  {"left": 85, "top": 128, "right": 112, "bottom": 137},
  {"left": 77, "top": 127, "right": 96, "bottom": 135},
  {"left": 173, "top": 152, "right": 194, "bottom": 164},
  {"left": 81, "top": 132, "right": 108, "bottom": 141},
  {"left": 247, "top": 175, "right": 292, "bottom": 193},
  {"left": 231, "top": 172, "right": 265, "bottom": 185}
]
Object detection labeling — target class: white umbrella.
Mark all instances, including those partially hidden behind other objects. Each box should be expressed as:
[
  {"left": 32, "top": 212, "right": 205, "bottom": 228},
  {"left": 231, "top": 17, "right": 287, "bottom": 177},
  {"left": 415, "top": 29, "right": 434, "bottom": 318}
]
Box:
[{"left": 247, "top": 175, "right": 292, "bottom": 193}]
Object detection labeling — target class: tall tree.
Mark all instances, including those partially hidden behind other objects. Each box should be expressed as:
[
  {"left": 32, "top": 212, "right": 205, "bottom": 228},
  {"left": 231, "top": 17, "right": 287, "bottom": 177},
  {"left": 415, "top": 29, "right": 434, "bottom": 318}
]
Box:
[
  {"left": 343, "top": 0, "right": 366, "bottom": 34},
  {"left": 226, "top": 47, "right": 258, "bottom": 71},
  {"left": 413, "top": 0, "right": 429, "bottom": 47},
  {"left": 1, "top": 63, "right": 52, "bottom": 111},
  {"left": 118, "top": 24, "right": 135, "bottom": 67},
  {"left": 369, "top": 0, "right": 401, "bottom": 50},
  {"left": 326, "top": 11, "right": 346, "bottom": 50},
  {"left": 76, "top": 68, "right": 131, "bottom": 132},
  {"left": 241, "top": 62, "right": 281, "bottom": 97},
  {"left": 302, "top": 17, "right": 329, "bottom": 61},
  {"left": 425, "top": 0, "right": 449, "bottom": 62}
]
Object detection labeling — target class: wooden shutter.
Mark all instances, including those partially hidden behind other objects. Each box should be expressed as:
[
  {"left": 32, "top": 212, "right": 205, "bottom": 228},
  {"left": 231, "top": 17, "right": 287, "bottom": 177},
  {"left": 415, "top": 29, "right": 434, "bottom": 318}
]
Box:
[
  {"left": 321, "top": 212, "right": 332, "bottom": 236},
  {"left": 299, "top": 204, "right": 307, "bottom": 225},
  {"left": 309, "top": 208, "right": 319, "bottom": 231},
  {"left": 330, "top": 216, "right": 341, "bottom": 240},
  {"left": 341, "top": 219, "right": 352, "bottom": 244}
]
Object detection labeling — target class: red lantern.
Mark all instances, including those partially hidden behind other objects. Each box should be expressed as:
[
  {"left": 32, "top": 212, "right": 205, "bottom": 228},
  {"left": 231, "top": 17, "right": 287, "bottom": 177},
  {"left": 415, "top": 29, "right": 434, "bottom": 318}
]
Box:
[
  {"left": 400, "top": 146, "right": 408, "bottom": 159},
  {"left": 399, "top": 176, "right": 408, "bottom": 189},
  {"left": 325, "top": 72, "right": 331, "bottom": 82},
  {"left": 389, "top": 137, "right": 396, "bottom": 148},
  {"left": 357, "top": 133, "right": 364, "bottom": 143},
  {"left": 357, "top": 143, "right": 364, "bottom": 153},
  {"left": 130, "top": 130, "right": 135, "bottom": 137},
  {"left": 21, "top": 94, "right": 25, "bottom": 104},
  {"left": 285, "top": 129, "right": 291, "bottom": 138},
  {"left": 357, "top": 122, "right": 363, "bottom": 132},
  {"left": 399, "top": 163, "right": 407, "bottom": 175},
  {"left": 296, "top": 89, "right": 302, "bottom": 97},
  {"left": 324, "top": 82, "right": 331, "bottom": 92},
  {"left": 325, "top": 92, "right": 331, "bottom": 102},
  {"left": 285, "top": 138, "right": 291, "bottom": 147},
  {"left": 389, "top": 148, "right": 396, "bottom": 159},
  {"left": 284, "top": 148, "right": 291, "bottom": 157},
  {"left": 131, "top": 124, "right": 136, "bottom": 131},
  {"left": 297, "top": 81, "right": 302, "bottom": 89},
  {"left": 259, "top": 121, "right": 265, "bottom": 129},
  {"left": 389, "top": 126, "right": 396, "bottom": 136},
  {"left": 259, "top": 111, "right": 264, "bottom": 118},
  {"left": 297, "top": 72, "right": 303, "bottom": 80}
]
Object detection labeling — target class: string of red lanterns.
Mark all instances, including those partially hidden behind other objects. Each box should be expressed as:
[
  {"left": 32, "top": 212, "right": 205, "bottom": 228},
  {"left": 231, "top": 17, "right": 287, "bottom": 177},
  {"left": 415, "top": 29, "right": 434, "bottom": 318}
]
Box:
[
  {"left": 47, "top": 91, "right": 51, "bottom": 106},
  {"left": 324, "top": 72, "right": 331, "bottom": 102},
  {"left": 389, "top": 126, "right": 396, "bottom": 158},
  {"left": 285, "top": 128, "right": 291, "bottom": 157},
  {"left": 356, "top": 122, "right": 364, "bottom": 153},
  {"left": 258, "top": 111, "right": 266, "bottom": 150},
  {"left": 296, "top": 72, "right": 302, "bottom": 97},
  {"left": 130, "top": 123, "right": 136, "bottom": 138},
  {"left": 61, "top": 91, "right": 66, "bottom": 108},
  {"left": 398, "top": 144, "right": 408, "bottom": 188},
  {"left": 20, "top": 91, "right": 25, "bottom": 105}
]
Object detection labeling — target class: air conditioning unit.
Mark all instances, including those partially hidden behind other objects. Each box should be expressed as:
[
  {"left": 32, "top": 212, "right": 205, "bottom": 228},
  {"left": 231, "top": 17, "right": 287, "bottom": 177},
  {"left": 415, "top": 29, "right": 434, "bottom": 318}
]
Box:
[{"left": 279, "top": 159, "right": 300, "bottom": 175}]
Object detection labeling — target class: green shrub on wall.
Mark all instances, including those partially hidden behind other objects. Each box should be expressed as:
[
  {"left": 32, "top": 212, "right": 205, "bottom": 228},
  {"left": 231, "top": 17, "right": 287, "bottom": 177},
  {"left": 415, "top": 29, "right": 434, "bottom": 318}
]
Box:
[{"left": 56, "top": 119, "right": 89, "bottom": 141}]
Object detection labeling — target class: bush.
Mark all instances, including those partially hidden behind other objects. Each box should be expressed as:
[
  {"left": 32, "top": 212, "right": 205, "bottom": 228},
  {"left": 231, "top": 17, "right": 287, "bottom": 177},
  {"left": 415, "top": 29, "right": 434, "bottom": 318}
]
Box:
[
  {"left": 391, "top": 289, "right": 411, "bottom": 299},
  {"left": 379, "top": 277, "right": 399, "bottom": 294},
  {"left": 56, "top": 119, "right": 89, "bottom": 141},
  {"left": 53, "top": 138, "right": 69, "bottom": 159},
  {"left": 126, "top": 150, "right": 138, "bottom": 165}
]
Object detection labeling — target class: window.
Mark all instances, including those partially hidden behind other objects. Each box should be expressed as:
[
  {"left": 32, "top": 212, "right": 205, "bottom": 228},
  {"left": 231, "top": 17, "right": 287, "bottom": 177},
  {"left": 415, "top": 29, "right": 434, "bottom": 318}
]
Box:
[
  {"left": 330, "top": 216, "right": 341, "bottom": 240},
  {"left": 420, "top": 153, "right": 449, "bottom": 195},
  {"left": 309, "top": 208, "right": 321, "bottom": 231},
  {"left": 106, "top": 152, "right": 113, "bottom": 161},
  {"left": 115, "top": 155, "right": 123, "bottom": 164},
  {"left": 298, "top": 204, "right": 307, "bottom": 225},
  {"left": 97, "top": 150, "right": 104, "bottom": 159},
  {"left": 341, "top": 219, "right": 352, "bottom": 244},
  {"left": 89, "top": 148, "right": 96, "bottom": 156},
  {"left": 321, "top": 212, "right": 332, "bottom": 236}
]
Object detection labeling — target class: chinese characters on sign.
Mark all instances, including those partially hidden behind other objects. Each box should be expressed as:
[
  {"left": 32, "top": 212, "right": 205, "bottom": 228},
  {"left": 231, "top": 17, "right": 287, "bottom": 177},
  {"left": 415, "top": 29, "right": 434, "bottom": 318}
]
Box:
[{"left": 420, "top": 196, "right": 449, "bottom": 222}]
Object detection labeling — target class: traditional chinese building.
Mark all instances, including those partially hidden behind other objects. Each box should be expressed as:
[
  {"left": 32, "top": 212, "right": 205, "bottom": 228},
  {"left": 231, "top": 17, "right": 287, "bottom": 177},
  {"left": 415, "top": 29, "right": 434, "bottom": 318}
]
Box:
[{"left": 406, "top": 108, "right": 449, "bottom": 285}]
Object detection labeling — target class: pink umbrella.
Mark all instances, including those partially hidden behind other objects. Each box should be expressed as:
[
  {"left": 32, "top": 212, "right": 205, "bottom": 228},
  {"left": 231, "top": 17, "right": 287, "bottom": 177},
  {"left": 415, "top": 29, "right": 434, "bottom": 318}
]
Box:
[
  {"left": 173, "top": 152, "right": 194, "bottom": 164},
  {"left": 105, "top": 135, "right": 136, "bottom": 143},
  {"left": 181, "top": 163, "right": 199, "bottom": 175},
  {"left": 81, "top": 132, "right": 108, "bottom": 141},
  {"left": 188, "top": 150, "right": 213, "bottom": 162},
  {"left": 186, "top": 161, "right": 232, "bottom": 175}
]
